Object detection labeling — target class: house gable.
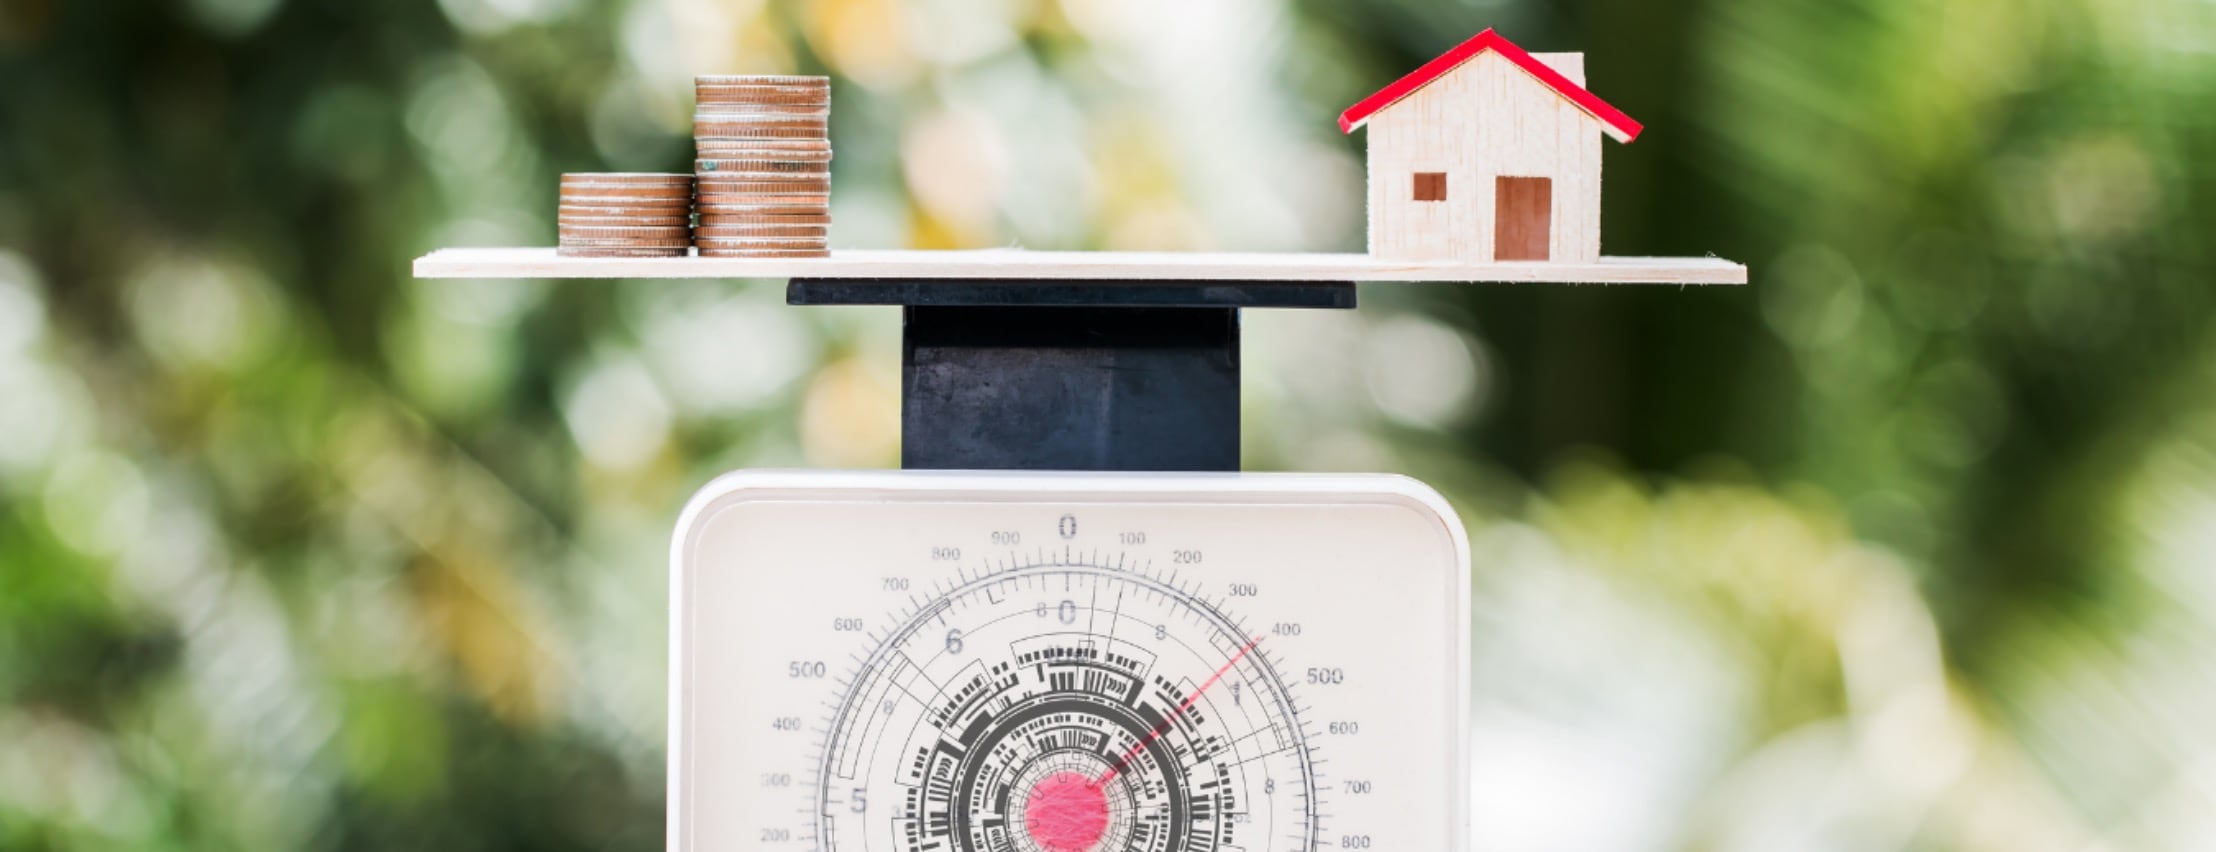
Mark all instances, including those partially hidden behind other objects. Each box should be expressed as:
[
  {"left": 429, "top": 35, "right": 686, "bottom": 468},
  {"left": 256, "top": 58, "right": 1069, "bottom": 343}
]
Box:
[{"left": 1339, "top": 29, "right": 1642, "bottom": 143}]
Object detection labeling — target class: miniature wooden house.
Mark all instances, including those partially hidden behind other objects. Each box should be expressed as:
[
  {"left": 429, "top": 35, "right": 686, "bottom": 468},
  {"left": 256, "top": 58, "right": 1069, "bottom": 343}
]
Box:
[{"left": 1341, "top": 29, "right": 1643, "bottom": 263}]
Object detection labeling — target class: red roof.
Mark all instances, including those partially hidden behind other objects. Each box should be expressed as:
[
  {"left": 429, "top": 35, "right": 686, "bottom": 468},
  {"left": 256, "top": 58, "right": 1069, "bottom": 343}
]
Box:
[{"left": 1338, "top": 29, "right": 1643, "bottom": 142}]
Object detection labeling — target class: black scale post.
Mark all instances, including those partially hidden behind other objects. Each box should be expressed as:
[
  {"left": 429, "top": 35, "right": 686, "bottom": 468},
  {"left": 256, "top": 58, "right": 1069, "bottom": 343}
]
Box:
[{"left": 787, "top": 279, "right": 1357, "bottom": 472}]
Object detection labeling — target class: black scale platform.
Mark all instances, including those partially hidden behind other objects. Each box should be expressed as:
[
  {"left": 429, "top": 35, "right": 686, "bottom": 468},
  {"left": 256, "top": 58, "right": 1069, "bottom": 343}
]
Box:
[{"left": 787, "top": 279, "right": 1357, "bottom": 472}]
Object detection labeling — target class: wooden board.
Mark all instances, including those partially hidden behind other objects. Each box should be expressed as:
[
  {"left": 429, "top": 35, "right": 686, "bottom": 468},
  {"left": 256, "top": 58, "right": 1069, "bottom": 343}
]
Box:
[{"left": 411, "top": 248, "right": 1746, "bottom": 284}]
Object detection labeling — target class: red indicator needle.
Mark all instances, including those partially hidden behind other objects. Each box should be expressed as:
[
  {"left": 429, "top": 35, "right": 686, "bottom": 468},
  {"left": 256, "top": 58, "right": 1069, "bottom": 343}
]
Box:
[{"left": 1094, "top": 636, "right": 1262, "bottom": 786}]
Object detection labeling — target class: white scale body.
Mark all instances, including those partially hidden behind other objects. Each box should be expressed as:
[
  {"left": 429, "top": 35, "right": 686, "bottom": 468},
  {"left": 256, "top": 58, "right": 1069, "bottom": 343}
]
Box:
[{"left": 671, "top": 470, "right": 1470, "bottom": 852}]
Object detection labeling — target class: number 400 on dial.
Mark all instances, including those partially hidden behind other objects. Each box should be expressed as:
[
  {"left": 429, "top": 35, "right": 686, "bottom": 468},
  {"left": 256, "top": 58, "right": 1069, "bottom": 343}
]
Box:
[{"left": 671, "top": 471, "right": 1469, "bottom": 852}]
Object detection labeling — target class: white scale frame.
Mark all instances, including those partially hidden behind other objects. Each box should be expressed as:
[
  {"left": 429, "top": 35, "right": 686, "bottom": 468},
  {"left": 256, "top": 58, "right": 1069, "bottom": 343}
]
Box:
[{"left": 670, "top": 470, "right": 1471, "bottom": 852}]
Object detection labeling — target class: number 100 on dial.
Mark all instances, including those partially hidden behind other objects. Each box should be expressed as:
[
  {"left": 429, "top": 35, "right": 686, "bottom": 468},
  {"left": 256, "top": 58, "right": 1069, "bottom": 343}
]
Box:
[{"left": 670, "top": 471, "right": 1469, "bottom": 852}]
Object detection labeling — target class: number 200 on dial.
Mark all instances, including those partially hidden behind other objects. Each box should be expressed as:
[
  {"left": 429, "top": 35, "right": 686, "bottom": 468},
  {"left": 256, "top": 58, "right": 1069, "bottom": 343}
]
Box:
[{"left": 671, "top": 471, "right": 1469, "bottom": 852}]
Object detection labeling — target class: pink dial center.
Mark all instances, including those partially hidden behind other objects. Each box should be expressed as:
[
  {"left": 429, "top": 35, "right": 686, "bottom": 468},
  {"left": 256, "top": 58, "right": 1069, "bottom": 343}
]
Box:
[{"left": 1023, "top": 772, "right": 1109, "bottom": 852}]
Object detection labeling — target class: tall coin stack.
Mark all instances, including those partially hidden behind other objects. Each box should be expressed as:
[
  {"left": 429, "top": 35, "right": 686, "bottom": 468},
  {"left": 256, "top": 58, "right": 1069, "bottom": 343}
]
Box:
[
  {"left": 692, "top": 75, "right": 831, "bottom": 258},
  {"left": 557, "top": 173, "right": 695, "bottom": 257}
]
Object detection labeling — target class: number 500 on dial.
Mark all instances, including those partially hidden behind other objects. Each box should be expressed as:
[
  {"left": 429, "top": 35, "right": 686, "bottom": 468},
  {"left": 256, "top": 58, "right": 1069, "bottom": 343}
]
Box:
[{"left": 670, "top": 471, "right": 1469, "bottom": 852}]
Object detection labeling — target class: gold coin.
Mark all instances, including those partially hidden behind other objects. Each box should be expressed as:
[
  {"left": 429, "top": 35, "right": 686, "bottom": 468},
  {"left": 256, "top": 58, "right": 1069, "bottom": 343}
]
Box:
[
  {"left": 692, "top": 115, "right": 827, "bottom": 127},
  {"left": 695, "top": 157, "right": 832, "bottom": 172},
  {"left": 686, "top": 127, "right": 828, "bottom": 140},
  {"left": 693, "top": 108, "right": 827, "bottom": 117},
  {"left": 700, "top": 129, "right": 824, "bottom": 142},
  {"left": 696, "top": 166, "right": 830, "bottom": 177},
  {"left": 557, "top": 240, "right": 697, "bottom": 249},
  {"left": 558, "top": 240, "right": 695, "bottom": 250},
  {"left": 696, "top": 95, "right": 829, "bottom": 110},
  {"left": 558, "top": 233, "right": 696, "bottom": 244},
  {"left": 560, "top": 172, "right": 693, "bottom": 184},
  {"left": 695, "top": 174, "right": 831, "bottom": 187},
  {"left": 695, "top": 195, "right": 828, "bottom": 207},
  {"left": 698, "top": 212, "right": 832, "bottom": 226},
  {"left": 695, "top": 86, "right": 829, "bottom": 100},
  {"left": 693, "top": 225, "right": 829, "bottom": 239},
  {"left": 557, "top": 194, "right": 690, "bottom": 207},
  {"left": 694, "top": 205, "right": 830, "bottom": 217},
  {"left": 695, "top": 170, "right": 831, "bottom": 183},
  {"left": 692, "top": 151, "right": 831, "bottom": 164},
  {"left": 558, "top": 188, "right": 694, "bottom": 202},
  {"left": 556, "top": 200, "right": 692, "bottom": 211},
  {"left": 692, "top": 130, "right": 829, "bottom": 139},
  {"left": 558, "top": 225, "right": 694, "bottom": 239},
  {"left": 692, "top": 139, "right": 833, "bottom": 153},
  {"left": 556, "top": 195, "right": 691, "bottom": 205},
  {"left": 694, "top": 190, "right": 830, "bottom": 201},
  {"left": 693, "top": 237, "right": 828, "bottom": 249},
  {"left": 692, "top": 144, "right": 832, "bottom": 157},
  {"left": 556, "top": 197, "right": 692, "bottom": 207},
  {"left": 558, "top": 203, "right": 693, "bottom": 217},
  {"left": 695, "top": 74, "right": 829, "bottom": 86},
  {"left": 691, "top": 229, "right": 828, "bottom": 239},
  {"left": 694, "top": 81, "right": 830, "bottom": 94},
  {"left": 558, "top": 181, "right": 694, "bottom": 193},
  {"left": 697, "top": 248, "right": 831, "bottom": 258},
  {"left": 694, "top": 179, "right": 832, "bottom": 194},
  {"left": 691, "top": 186, "right": 833, "bottom": 197},
  {"left": 696, "top": 103, "right": 829, "bottom": 115},
  {"left": 557, "top": 182, "right": 693, "bottom": 193},
  {"left": 694, "top": 176, "right": 831, "bottom": 189},
  {"left": 557, "top": 214, "right": 693, "bottom": 227},
  {"left": 557, "top": 246, "right": 691, "bottom": 257},
  {"left": 693, "top": 128, "right": 830, "bottom": 142},
  {"left": 691, "top": 100, "right": 833, "bottom": 112},
  {"left": 694, "top": 119, "right": 826, "bottom": 130}
]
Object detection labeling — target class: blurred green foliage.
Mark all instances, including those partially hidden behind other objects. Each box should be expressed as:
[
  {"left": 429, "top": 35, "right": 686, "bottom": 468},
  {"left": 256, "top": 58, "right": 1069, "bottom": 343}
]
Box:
[{"left": 4, "top": 0, "right": 2215, "bottom": 849}]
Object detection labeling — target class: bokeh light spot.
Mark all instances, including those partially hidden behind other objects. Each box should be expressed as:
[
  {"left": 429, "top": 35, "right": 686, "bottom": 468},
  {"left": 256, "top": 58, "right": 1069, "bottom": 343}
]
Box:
[
  {"left": 41, "top": 450, "right": 151, "bottom": 558},
  {"left": 562, "top": 355, "right": 674, "bottom": 471}
]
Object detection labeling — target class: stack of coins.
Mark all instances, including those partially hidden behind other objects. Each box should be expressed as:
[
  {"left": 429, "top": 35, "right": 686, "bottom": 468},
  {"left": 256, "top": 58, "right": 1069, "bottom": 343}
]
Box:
[
  {"left": 693, "top": 75, "right": 831, "bottom": 258},
  {"left": 557, "top": 173, "right": 695, "bottom": 257}
]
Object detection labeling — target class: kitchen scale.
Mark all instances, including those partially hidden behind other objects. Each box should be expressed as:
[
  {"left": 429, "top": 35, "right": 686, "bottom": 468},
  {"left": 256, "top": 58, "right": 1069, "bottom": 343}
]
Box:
[
  {"left": 668, "top": 279, "right": 1473, "bottom": 852},
  {"left": 413, "top": 45, "right": 1752, "bottom": 846},
  {"left": 672, "top": 470, "right": 1467, "bottom": 852},
  {"left": 414, "top": 34, "right": 1744, "bottom": 849}
]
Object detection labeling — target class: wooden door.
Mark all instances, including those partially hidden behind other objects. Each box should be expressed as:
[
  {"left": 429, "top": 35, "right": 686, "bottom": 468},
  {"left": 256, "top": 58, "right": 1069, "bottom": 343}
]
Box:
[{"left": 1494, "top": 176, "right": 1552, "bottom": 261}]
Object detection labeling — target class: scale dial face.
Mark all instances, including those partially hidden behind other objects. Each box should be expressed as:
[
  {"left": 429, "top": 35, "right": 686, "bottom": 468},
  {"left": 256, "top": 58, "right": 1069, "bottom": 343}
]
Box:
[{"left": 670, "top": 471, "right": 1468, "bottom": 852}]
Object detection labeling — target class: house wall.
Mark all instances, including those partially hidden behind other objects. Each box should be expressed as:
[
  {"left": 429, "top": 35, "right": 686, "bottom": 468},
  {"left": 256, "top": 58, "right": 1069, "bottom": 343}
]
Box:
[{"left": 1365, "top": 51, "right": 1605, "bottom": 262}]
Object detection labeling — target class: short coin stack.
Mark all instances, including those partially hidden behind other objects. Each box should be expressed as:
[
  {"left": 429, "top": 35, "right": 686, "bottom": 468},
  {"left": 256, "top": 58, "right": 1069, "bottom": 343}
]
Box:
[
  {"left": 692, "top": 75, "right": 831, "bottom": 258},
  {"left": 557, "top": 173, "right": 695, "bottom": 257}
]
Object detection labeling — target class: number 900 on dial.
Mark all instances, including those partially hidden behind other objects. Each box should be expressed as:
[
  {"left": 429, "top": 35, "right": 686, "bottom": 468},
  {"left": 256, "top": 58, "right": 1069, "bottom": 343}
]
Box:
[{"left": 671, "top": 471, "right": 1469, "bottom": 852}]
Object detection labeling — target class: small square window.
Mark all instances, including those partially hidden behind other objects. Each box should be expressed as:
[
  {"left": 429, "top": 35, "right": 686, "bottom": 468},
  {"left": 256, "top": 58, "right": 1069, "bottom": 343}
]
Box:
[{"left": 1413, "top": 172, "right": 1447, "bottom": 202}]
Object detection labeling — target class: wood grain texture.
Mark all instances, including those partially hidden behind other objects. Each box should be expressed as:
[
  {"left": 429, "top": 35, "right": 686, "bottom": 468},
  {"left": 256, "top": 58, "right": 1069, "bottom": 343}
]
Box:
[
  {"left": 1365, "top": 51, "right": 1606, "bottom": 263},
  {"left": 412, "top": 247, "right": 1748, "bottom": 284},
  {"left": 1493, "top": 176, "right": 1553, "bottom": 261}
]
